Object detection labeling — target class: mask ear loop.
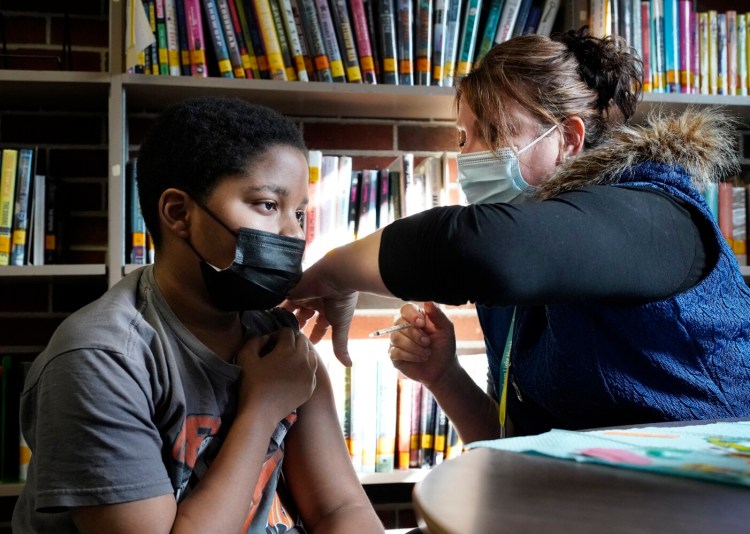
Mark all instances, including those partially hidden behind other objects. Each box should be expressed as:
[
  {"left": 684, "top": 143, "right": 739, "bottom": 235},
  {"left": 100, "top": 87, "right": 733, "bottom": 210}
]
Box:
[{"left": 517, "top": 124, "right": 559, "bottom": 155}]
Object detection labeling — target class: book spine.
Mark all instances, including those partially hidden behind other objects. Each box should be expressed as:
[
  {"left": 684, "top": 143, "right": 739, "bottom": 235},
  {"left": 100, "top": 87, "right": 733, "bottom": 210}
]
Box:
[
  {"left": 349, "top": 0, "right": 378, "bottom": 83},
  {"left": 699, "top": 12, "right": 708, "bottom": 94},
  {"left": 522, "top": 5, "right": 541, "bottom": 34},
  {"left": 164, "top": 0, "right": 183, "bottom": 74},
  {"left": 678, "top": 0, "right": 691, "bottom": 92},
  {"left": 44, "top": 176, "right": 58, "bottom": 264},
  {"left": 691, "top": 9, "right": 699, "bottom": 94},
  {"left": 396, "top": 0, "right": 414, "bottom": 85},
  {"left": 184, "top": 0, "right": 209, "bottom": 76},
  {"left": 330, "top": 0, "right": 364, "bottom": 82},
  {"left": 314, "top": 0, "right": 347, "bottom": 81},
  {"left": 589, "top": 0, "right": 607, "bottom": 37},
  {"left": 347, "top": 171, "right": 361, "bottom": 238},
  {"left": 474, "top": 0, "right": 504, "bottom": 67},
  {"left": 201, "top": 0, "right": 235, "bottom": 76},
  {"left": 718, "top": 12, "right": 728, "bottom": 95},
  {"left": 727, "top": 10, "right": 738, "bottom": 96},
  {"left": 631, "top": 0, "right": 642, "bottom": 60},
  {"left": 242, "top": 0, "right": 272, "bottom": 77},
  {"left": 154, "top": 0, "right": 171, "bottom": 74},
  {"left": 641, "top": 1, "right": 651, "bottom": 92},
  {"left": 268, "top": 0, "right": 299, "bottom": 80},
  {"left": 739, "top": 14, "right": 748, "bottom": 96},
  {"left": 279, "top": 0, "right": 310, "bottom": 80},
  {"left": 396, "top": 373, "right": 412, "bottom": 469},
  {"left": 718, "top": 181, "right": 734, "bottom": 247},
  {"left": 536, "top": 0, "right": 560, "bottom": 37},
  {"left": 305, "top": 150, "right": 323, "bottom": 262},
  {"left": 30, "top": 174, "right": 45, "bottom": 265},
  {"left": 363, "top": 0, "right": 382, "bottom": 80},
  {"left": 175, "top": 0, "right": 192, "bottom": 75},
  {"left": 493, "top": 0, "right": 522, "bottom": 45},
  {"left": 415, "top": 0, "right": 433, "bottom": 85},
  {"left": 430, "top": 0, "right": 448, "bottom": 86},
  {"left": 10, "top": 149, "right": 34, "bottom": 266},
  {"left": 408, "top": 381, "right": 422, "bottom": 468},
  {"left": 441, "top": 0, "right": 461, "bottom": 86},
  {"left": 227, "top": 0, "right": 256, "bottom": 77},
  {"left": 146, "top": 0, "right": 161, "bottom": 74},
  {"left": 0, "top": 149, "right": 19, "bottom": 266},
  {"left": 375, "top": 356, "right": 397, "bottom": 473},
  {"left": 216, "top": 0, "right": 248, "bottom": 77},
  {"left": 512, "top": 0, "right": 532, "bottom": 37},
  {"left": 455, "top": 0, "right": 482, "bottom": 78},
  {"left": 290, "top": 0, "right": 317, "bottom": 79},
  {"left": 650, "top": 0, "right": 666, "bottom": 93},
  {"left": 708, "top": 10, "right": 718, "bottom": 95},
  {"left": 663, "top": 0, "right": 679, "bottom": 92},
  {"left": 235, "top": 0, "right": 263, "bottom": 77},
  {"left": 377, "top": 0, "right": 399, "bottom": 84},
  {"left": 297, "top": 0, "right": 335, "bottom": 81},
  {"left": 253, "top": 0, "right": 289, "bottom": 79}
]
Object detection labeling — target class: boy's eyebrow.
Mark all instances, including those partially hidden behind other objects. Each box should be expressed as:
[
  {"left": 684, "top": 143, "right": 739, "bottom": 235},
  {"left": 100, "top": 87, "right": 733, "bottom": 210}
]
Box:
[{"left": 244, "top": 184, "right": 290, "bottom": 196}]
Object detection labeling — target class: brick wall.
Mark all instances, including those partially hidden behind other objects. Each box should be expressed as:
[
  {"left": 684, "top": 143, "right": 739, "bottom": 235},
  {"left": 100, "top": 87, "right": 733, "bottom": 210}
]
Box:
[{"left": 0, "top": 3, "right": 483, "bottom": 529}]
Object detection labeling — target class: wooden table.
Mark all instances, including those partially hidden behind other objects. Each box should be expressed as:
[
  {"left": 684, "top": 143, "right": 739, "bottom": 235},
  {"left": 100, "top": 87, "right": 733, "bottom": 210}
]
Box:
[{"left": 412, "top": 446, "right": 750, "bottom": 533}]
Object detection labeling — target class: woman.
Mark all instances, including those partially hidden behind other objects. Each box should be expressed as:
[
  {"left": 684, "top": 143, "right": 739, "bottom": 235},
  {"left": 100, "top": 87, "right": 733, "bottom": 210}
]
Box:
[{"left": 290, "top": 28, "right": 750, "bottom": 443}]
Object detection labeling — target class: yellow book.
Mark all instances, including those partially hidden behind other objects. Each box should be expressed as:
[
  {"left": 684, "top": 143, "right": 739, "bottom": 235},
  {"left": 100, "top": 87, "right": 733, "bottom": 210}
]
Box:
[
  {"left": 0, "top": 149, "right": 19, "bottom": 266},
  {"left": 252, "top": 0, "right": 288, "bottom": 80}
]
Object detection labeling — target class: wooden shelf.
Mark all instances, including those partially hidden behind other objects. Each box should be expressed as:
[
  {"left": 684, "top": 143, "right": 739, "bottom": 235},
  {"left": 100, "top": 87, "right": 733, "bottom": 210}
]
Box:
[
  {"left": 0, "top": 70, "right": 110, "bottom": 110},
  {"left": 0, "top": 483, "right": 23, "bottom": 498},
  {"left": 637, "top": 92, "right": 750, "bottom": 125},
  {"left": 0, "top": 264, "right": 106, "bottom": 278},
  {"left": 357, "top": 469, "right": 429, "bottom": 485},
  {"left": 120, "top": 74, "right": 457, "bottom": 120}
]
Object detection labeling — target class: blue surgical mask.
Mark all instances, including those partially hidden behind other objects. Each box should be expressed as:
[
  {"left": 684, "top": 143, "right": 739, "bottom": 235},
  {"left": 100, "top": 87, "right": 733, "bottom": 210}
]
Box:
[{"left": 457, "top": 125, "right": 557, "bottom": 204}]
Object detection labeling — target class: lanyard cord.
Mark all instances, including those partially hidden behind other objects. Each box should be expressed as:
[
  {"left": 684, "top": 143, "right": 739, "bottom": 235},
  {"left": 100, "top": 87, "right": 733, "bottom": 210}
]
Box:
[{"left": 498, "top": 307, "right": 516, "bottom": 438}]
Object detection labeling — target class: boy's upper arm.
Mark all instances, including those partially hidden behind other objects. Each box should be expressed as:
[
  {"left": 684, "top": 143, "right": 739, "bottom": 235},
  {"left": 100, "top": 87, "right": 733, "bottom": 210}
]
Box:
[{"left": 71, "top": 494, "right": 176, "bottom": 534}]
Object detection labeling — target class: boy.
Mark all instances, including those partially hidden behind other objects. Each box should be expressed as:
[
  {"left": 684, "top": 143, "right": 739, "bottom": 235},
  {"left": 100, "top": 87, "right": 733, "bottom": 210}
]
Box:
[{"left": 13, "top": 97, "right": 383, "bottom": 533}]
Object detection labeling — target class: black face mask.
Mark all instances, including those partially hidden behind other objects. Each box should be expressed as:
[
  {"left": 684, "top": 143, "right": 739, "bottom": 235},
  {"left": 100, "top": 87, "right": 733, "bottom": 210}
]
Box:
[{"left": 188, "top": 203, "right": 306, "bottom": 311}]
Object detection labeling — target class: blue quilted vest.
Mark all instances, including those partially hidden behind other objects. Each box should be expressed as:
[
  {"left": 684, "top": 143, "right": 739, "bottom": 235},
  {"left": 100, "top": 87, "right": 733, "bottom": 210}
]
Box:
[{"left": 479, "top": 162, "right": 750, "bottom": 434}]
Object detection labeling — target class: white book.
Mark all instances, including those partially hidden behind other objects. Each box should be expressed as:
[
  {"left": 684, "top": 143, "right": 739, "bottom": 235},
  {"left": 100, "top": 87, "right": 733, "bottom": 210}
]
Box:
[
  {"left": 536, "top": 0, "right": 561, "bottom": 37},
  {"left": 29, "top": 174, "right": 46, "bottom": 265},
  {"left": 493, "top": 0, "right": 523, "bottom": 45}
]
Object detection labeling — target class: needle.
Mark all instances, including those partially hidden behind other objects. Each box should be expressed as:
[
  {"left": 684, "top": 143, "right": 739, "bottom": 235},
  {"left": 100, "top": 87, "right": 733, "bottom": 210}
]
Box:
[{"left": 368, "top": 323, "right": 413, "bottom": 337}]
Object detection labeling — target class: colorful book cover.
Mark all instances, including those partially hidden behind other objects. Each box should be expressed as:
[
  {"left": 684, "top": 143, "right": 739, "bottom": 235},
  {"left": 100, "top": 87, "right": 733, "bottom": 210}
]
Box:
[
  {"left": 708, "top": 10, "right": 718, "bottom": 95},
  {"left": 441, "top": 0, "right": 462, "bottom": 86},
  {"left": 663, "top": 0, "right": 679, "bottom": 92},
  {"left": 363, "top": 0, "right": 382, "bottom": 80},
  {"left": 252, "top": 0, "right": 289, "bottom": 79},
  {"left": 289, "top": 0, "right": 315, "bottom": 79},
  {"left": 396, "top": 0, "right": 414, "bottom": 85},
  {"left": 297, "top": 0, "right": 334, "bottom": 82},
  {"left": 650, "top": 0, "right": 666, "bottom": 93},
  {"left": 216, "top": 0, "right": 248, "bottom": 77},
  {"left": 330, "top": 0, "right": 364, "bottom": 83},
  {"left": 314, "top": 0, "right": 347, "bottom": 81},
  {"left": 201, "top": 0, "right": 234, "bottom": 76},
  {"left": 10, "top": 148, "right": 34, "bottom": 266},
  {"left": 493, "top": 0, "right": 522, "bottom": 45},
  {"left": 641, "top": 1, "right": 652, "bottom": 92},
  {"left": 154, "top": 0, "right": 171, "bottom": 74},
  {"left": 415, "top": 0, "right": 433, "bottom": 85},
  {"left": 430, "top": 0, "right": 448, "bottom": 86},
  {"left": 349, "top": 0, "right": 378, "bottom": 83},
  {"left": 164, "top": 0, "right": 183, "bottom": 74},
  {"left": 127, "top": 159, "right": 147, "bottom": 265},
  {"left": 268, "top": 0, "right": 299, "bottom": 80},
  {"left": 377, "top": 0, "right": 399, "bottom": 84},
  {"left": 0, "top": 149, "right": 18, "bottom": 266},
  {"left": 184, "top": 0, "right": 208, "bottom": 76},
  {"left": 455, "top": 0, "right": 482, "bottom": 78},
  {"left": 419, "top": 387, "right": 437, "bottom": 467},
  {"left": 240, "top": 0, "right": 271, "bottom": 78},
  {"left": 474, "top": 0, "right": 504, "bottom": 67},
  {"left": 677, "top": 0, "right": 691, "bottom": 92},
  {"left": 279, "top": 0, "right": 310, "bottom": 80}
]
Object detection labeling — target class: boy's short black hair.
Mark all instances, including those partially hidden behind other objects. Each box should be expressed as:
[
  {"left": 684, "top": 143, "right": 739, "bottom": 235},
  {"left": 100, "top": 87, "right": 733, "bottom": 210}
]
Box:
[{"left": 136, "top": 96, "right": 307, "bottom": 246}]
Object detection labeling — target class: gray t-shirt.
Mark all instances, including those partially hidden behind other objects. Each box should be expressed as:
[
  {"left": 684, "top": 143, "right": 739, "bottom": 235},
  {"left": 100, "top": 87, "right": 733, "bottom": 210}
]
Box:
[{"left": 12, "top": 266, "right": 304, "bottom": 533}]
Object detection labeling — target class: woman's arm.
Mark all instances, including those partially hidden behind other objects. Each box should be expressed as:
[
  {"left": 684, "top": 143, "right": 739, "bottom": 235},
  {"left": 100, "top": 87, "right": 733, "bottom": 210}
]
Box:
[{"left": 282, "top": 358, "right": 383, "bottom": 533}]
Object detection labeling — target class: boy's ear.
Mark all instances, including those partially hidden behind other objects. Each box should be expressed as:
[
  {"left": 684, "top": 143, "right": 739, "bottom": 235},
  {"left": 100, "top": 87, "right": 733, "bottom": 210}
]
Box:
[
  {"left": 560, "top": 116, "right": 585, "bottom": 160},
  {"left": 159, "top": 188, "right": 192, "bottom": 238}
]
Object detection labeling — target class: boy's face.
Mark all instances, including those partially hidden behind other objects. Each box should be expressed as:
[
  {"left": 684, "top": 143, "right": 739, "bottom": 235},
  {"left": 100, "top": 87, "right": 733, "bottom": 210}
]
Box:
[{"left": 193, "top": 145, "right": 309, "bottom": 269}]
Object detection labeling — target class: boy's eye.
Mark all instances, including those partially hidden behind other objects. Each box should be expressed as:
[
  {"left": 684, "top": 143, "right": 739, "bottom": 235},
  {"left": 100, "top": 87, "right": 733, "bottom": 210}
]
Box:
[{"left": 262, "top": 201, "right": 278, "bottom": 211}]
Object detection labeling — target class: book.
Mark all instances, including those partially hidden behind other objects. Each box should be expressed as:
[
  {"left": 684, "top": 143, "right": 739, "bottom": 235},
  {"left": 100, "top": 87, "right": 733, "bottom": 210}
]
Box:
[
  {"left": 349, "top": 0, "right": 378, "bottom": 83},
  {"left": 363, "top": 0, "right": 382, "bottom": 81},
  {"left": 290, "top": 0, "right": 316, "bottom": 79},
  {"left": 215, "top": 0, "right": 248, "bottom": 77},
  {"left": 708, "top": 10, "right": 718, "bottom": 95},
  {"left": 201, "top": 0, "right": 234, "bottom": 76},
  {"left": 511, "top": 0, "right": 533, "bottom": 38},
  {"left": 589, "top": 0, "right": 607, "bottom": 37},
  {"left": 317, "top": 154, "right": 340, "bottom": 257},
  {"left": 336, "top": 155, "right": 353, "bottom": 246},
  {"left": 0, "top": 148, "right": 19, "bottom": 266},
  {"left": 252, "top": 0, "right": 289, "bottom": 79},
  {"left": 455, "top": 0, "right": 482, "bottom": 78},
  {"left": 28, "top": 174, "right": 46, "bottom": 266},
  {"left": 377, "top": 0, "right": 399, "bottom": 84},
  {"left": 563, "top": 0, "right": 589, "bottom": 37},
  {"left": 430, "top": 0, "right": 448, "bottom": 86},
  {"left": 357, "top": 169, "right": 379, "bottom": 238},
  {"left": 493, "top": 0, "right": 523, "bottom": 45},
  {"left": 474, "top": 0, "right": 504, "bottom": 67},
  {"left": 535, "top": 0, "right": 560, "bottom": 36},
  {"left": 630, "top": 0, "right": 642, "bottom": 60},
  {"left": 330, "top": 0, "right": 364, "bottom": 82},
  {"left": 409, "top": 381, "right": 423, "bottom": 467},
  {"left": 641, "top": 1, "right": 651, "bottom": 92},
  {"left": 226, "top": 0, "right": 256, "bottom": 77},
  {"left": 10, "top": 148, "right": 34, "bottom": 266},
  {"left": 296, "top": 0, "right": 334, "bottom": 82},
  {"left": 314, "top": 0, "right": 347, "bottom": 82},
  {"left": 164, "top": 0, "right": 183, "bottom": 74},
  {"left": 347, "top": 170, "right": 362, "bottom": 239},
  {"left": 396, "top": 373, "right": 413, "bottom": 469},
  {"left": 441, "top": 0, "right": 462, "bottom": 87},
  {"left": 304, "top": 149, "right": 323, "bottom": 266},
  {"left": 677, "top": 0, "right": 691, "bottom": 92},
  {"left": 154, "top": 0, "right": 171, "bottom": 74},
  {"left": 396, "top": 0, "right": 414, "bottom": 85},
  {"left": 732, "top": 181, "right": 746, "bottom": 265},
  {"left": 268, "top": 0, "right": 300, "bottom": 80},
  {"left": 718, "top": 180, "right": 734, "bottom": 247},
  {"left": 739, "top": 14, "right": 748, "bottom": 96},
  {"left": 522, "top": 3, "right": 542, "bottom": 34},
  {"left": 183, "top": 0, "right": 209, "bottom": 76},
  {"left": 127, "top": 159, "right": 147, "bottom": 265},
  {"left": 727, "top": 11, "right": 738, "bottom": 96},
  {"left": 44, "top": 175, "right": 58, "bottom": 264},
  {"left": 717, "top": 12, "right": 728, "bottom": 95},
  {"left": 375, "top": 355, "right": 398, "bottom": 473},
  {"left": 663, "top": 0, "right": 679, "bottom": 92},
  {"left": 279, "top": 0, "right": 310, "bottom": 80},
  {"left": 239, "top": 0, "right": 270, "bottom": 78},
  {"left": 650, "top": 0, "right": 666, "bottom": 93},
  {"left": 414, "top": 0, "right": 433, "bottom": 85},
  {"left": 376, "top": 168, "right": 391, "bottom": 228},
  {"left": 175, "top": 0, "right": 193, "bottom": 75}
]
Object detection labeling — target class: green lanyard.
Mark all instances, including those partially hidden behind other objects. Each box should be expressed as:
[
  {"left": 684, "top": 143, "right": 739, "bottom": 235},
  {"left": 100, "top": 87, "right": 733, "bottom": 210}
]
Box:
[{"left": 498, "top": 307, "right": 516, "bottom": 437}]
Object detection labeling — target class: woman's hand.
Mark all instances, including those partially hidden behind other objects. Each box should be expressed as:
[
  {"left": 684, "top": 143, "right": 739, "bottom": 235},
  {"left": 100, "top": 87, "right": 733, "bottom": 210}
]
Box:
[
  {"left": 388, "top": 301, "right": 459, "bottom": 388},
  {"left": 236, "top": 328, "right": 318, "bottom": 422}
]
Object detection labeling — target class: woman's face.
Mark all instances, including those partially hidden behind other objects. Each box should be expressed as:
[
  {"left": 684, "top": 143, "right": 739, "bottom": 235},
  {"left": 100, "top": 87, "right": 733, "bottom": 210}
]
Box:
[{"left": 456, "top": 98, "right": 563, "bottom": 187}]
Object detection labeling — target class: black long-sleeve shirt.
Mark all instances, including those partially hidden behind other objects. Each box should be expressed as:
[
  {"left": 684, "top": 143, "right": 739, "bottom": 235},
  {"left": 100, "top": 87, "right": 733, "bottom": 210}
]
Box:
[{"left": 379, "top": 185, "right": 717, "bottom": 307}]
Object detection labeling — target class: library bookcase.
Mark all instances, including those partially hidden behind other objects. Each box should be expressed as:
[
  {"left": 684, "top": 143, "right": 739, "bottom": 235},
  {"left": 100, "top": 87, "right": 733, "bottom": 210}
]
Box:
[{"left": 1, "top": 0, "right": 749, "bottom": 531}]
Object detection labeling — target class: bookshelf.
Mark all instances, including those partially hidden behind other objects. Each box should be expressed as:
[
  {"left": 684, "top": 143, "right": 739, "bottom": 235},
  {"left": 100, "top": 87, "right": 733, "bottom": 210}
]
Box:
[{"left": 1, "top": 0, "right": 750, "bottom": 527}]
